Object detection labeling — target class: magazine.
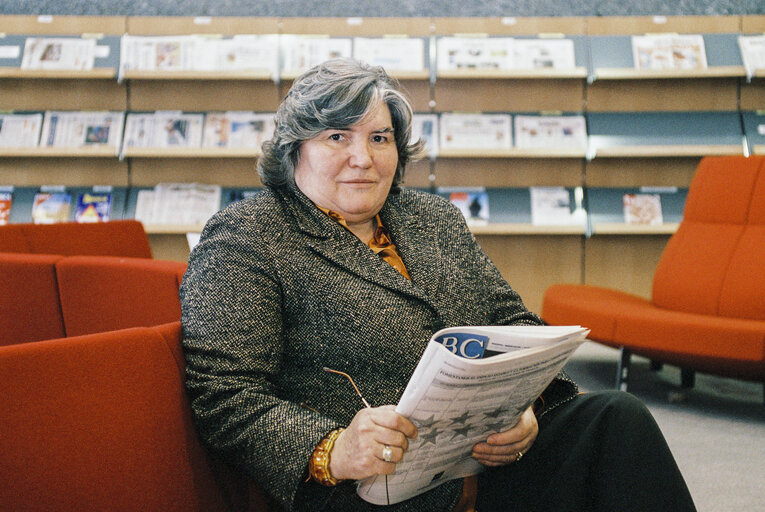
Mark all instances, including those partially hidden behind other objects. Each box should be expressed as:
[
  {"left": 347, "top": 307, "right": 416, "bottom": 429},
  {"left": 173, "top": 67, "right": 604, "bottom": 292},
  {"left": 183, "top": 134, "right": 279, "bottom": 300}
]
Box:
[
  {"left": 75, "top": 192, "right": 112, "bottom": 223},
  {"left": 32, "top": 191, "right": 71, "bottom": 224},
  {"left": 631, "top": 34, "right": 707, "bottom": 71},
  {"left": 40, "top": 111, "right": 124, "bottom": 149},
  {"left": 0, "top": 113, "right": 43, "bottom": 147},
  {"left": 202, "top": 111, "right": 275, "bottom": 149},
  {"left": 436, "top": 37, "right": 514, "bottom": 71},
  {"left": 530, "top": 187, "right": 572, "bottom": 225},
  {"left": 514, "top": 115, "right": 587, "bottom": 149},
  {"left": 511, "top": 38, "right": 576, "bottom": 70},
  {"left": 135, "top": 183, "right": 221, "bottom": 225},
  {"left": 738, "top": 35, "right": 765, "bottom": 77},
  {"left": 439, "top": 187, "right": 489, "bottom": 226},
  {"left": 411, "top": 114, "right": 439, "bottom": 157},
  {"left": 623, "top": 193, "right": 663, "bottom": 225},
  {"left": 281, "top": 36, "right": 353, "bottom": 75},
  {"left": 21, "top": 37, "right": 96, "bottom": 70},
  {"left": 439, "top": 113, "right": 512, "bottom": 150},
  {"left": 353, "top": 37, "right": 426, "bottom": 73},
  {"left": 123, "top": 112, "right": 204, "bottom": 148},
  {"left": 357, "top": 324, "right": 589, "bottom": 505},
  {"left": 120, "top": 35, "right": 196, "bottom": 73},
  {"left": 0, "top": 189, "right": 12, "bottom": 225}
]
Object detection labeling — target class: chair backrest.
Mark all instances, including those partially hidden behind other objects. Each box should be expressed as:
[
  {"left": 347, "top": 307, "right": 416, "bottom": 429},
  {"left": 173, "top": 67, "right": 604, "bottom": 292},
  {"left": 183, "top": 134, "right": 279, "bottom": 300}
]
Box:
[
  {"left": 56, "top": 255, "right": 187, "bottom": 337},
  {"left": 0, "top": 223, "right": 32, "bottom": 252},
  {"left": 652, "top": 156, "right": 765, "bottom": 321},
  {"left": 0, "top": 322, "right": 236, "bottom": 511},
  {"left": 0, "top": 252, "right": 66, "bottom": 346},
  {"left": 0, "top": 220, "right": 152, "bottom": 258}
]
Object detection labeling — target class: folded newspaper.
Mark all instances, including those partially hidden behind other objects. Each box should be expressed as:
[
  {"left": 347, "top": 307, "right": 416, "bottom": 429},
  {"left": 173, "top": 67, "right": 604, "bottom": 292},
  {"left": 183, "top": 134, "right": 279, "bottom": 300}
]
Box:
[{"left": 356, "top": 324, "right": 589, "bottom": 505}]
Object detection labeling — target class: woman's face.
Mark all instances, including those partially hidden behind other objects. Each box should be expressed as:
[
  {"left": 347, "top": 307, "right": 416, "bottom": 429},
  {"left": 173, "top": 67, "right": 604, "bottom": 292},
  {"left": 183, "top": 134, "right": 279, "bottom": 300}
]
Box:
[{"left": 293, "top": 101, "right": 399, "bottom": 226}]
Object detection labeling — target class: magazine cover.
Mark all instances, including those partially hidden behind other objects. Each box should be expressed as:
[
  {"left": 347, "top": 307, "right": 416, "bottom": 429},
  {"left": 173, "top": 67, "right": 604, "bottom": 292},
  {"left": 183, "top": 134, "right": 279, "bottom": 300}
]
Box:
[
  {"left": 32, "top": 192, "right": 71, "bottom": 224},
  {"left": 0, "top": 113, "right": 43, "bottom": 147},
  {"left": 738, "top": 35, "right": 765, "bottom": 76},
  {"left": 439, "top": 187, "right": 490, "bottom": 225},
  {"left": 353, "top": 37, "right": 425, "bottom": 73},
  {"left": 156, "top": 113, "right": 204, "bottom": 148},
  {"left": 120, "top": 35, "right": 197, "bottom": 73},
  {"left": 436, "top": 37, "right": 514, "bottom": 71},
  {"left": 623, "top": 193, "right": 663, "bottom": 225},
  {"left": 202, "top": 112, "right": 275, "bottom": 148},
  {"left": 40, "top": 111, "right": 124, "bottom": 149},
  {"left": 513, "top": 115, "right": 587, "bottom": 149},
  {"left": 410, "top": 114, "right": 439, "bottom": 157},
  {"left": 281, "top": 36, "right": 353, "bottom": 74},
  {"left": 631, "top": 34, "right": 707, "bottom": 70},
  {"left": 75, "top": 192, "right": 112, "bottom": 223},
  {"left": 21, "top": 37, "right": 96, "bottom": 70},
  {"left": 0, "top": 190, "right": 12, "bottom": 225},
  {"left": 440, "top": 113, "right": 512, "bottom": 150},
  {"left": 530, "top": 187, "right": 571, "bottom": 225},
  {"left": 511, "top": 38, "right": 576, "bottom": 69}
]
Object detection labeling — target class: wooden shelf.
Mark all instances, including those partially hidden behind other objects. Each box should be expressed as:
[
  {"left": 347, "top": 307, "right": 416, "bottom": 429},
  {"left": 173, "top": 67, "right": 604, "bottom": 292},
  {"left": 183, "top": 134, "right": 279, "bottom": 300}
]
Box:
[
  {"left": 469, "top": 223, "right": 586, "bottom": 235},
  {"left": 0, "top": 68, "right": 117, "bottom": 79},
  {"left": 438, "top": 147, "right": 587, "bottom": 158},
  {"left": 122, "top": 70, "right": 274, "bottom": 80},
  {"left": 591, "top": 222, "right": 680, "bottom": 235},
  {"left": 436, "top": 67, "right": 588, "bottom": 80},
  {"left": 593, "top": 66, "right": 746, "bottom": 80},
  {"left": 122, "top": 147, "right": 261, "bottom": 158},
  {"left": 0, "top": 146, "right": 119, "bottom": 157},
  {"left": 144, "top": 224, "right": 204, "bottom": 234},
  {"left": 591, "top": 144, "right": 743, "bottom": 157}
]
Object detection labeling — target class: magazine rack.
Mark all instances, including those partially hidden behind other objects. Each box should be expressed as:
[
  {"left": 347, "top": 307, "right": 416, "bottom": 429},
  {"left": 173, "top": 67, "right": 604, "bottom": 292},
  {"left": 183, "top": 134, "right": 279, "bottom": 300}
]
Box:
[{"left": 2, "top": 13, "right": 765, "bottom": 312}]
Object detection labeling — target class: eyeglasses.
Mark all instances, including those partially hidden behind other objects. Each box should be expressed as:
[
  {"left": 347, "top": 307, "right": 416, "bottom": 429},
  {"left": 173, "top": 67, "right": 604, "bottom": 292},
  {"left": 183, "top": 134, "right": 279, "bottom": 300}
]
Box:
[{"left": 324, "top": 367, "right": 371, "bottom": 409}]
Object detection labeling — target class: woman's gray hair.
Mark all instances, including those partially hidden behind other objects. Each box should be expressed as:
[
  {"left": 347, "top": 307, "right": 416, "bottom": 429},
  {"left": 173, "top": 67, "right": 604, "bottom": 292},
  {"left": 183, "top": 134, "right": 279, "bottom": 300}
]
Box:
[{"left": 258, "top": 58, "right": 424, "bottom": 191}]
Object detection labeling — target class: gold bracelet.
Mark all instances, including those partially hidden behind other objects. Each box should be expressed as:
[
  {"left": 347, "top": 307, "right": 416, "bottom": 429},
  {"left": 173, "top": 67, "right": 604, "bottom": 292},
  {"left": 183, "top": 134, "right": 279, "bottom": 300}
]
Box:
[{"left": 308, "top": 427, "right": 345, "bottom": 486}]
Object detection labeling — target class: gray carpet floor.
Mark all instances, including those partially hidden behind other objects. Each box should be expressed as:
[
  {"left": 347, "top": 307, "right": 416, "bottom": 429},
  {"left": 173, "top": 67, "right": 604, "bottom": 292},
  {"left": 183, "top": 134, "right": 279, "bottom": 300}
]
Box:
[{"left": 563, "top": 342, "right": 765, "bottom": 512}]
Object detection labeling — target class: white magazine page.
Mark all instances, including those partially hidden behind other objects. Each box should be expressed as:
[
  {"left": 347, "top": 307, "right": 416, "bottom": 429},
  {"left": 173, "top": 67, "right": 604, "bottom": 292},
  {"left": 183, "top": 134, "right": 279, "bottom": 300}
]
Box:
[
  {"left": 439, "top": 113, "right": 512, "bottom": 150},
  {"left": 0, "top": 113, "right": 43, "bottom": 147},
  {"left": 436, "top": 37, "right": 514, "bottom": 71},
  {"left": 632, "top": 34, "right": 707, "bottom": 70},
  {"left": 530, "top": 186, "right": 572, "bottom": 225},
  {"left": 281, "top": 36, "right": 353, "bottom": 74},
  {"left": 134, "top": 189, "right": 156, "bottom": 224},
  {"left": 738, "top": 35, "right": 765, "bottom": 77},
  {"left": 21, "top": 37, "right": 96, "bottom": 70},
  {"left": 216, "top": 35, "right": 279, "bottom": 74},
  {"left": 511, "top": 39, "right": 576, "bottom": 70},
  {"left": 514, "top": 115, "right": 587, "bottom": 149},
  {"left": 623, "top": 193, "right": 663, "bottom": 225},
  {"left": 152, "top": 112, "right": 204, "bottom": 148},
  {"left": 353, "top": 37, "right": 425, "bottom": 72},
  {"left": 123, "top": 113, "right": 155, "bottom": 148},
  {"left": 410, "top": 114, "right": 439, "bottom": 157},
  {"left": 357, "top": 325, "right": 588, "bottom": 505}
]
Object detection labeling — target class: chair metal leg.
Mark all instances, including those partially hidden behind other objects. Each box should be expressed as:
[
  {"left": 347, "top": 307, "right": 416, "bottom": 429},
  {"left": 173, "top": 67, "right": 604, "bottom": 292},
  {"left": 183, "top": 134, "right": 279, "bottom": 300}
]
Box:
[
  {"left": 616, "top": 347, "right": 631, "bottom": 391},
  {"left": 680, "top": 368, "right": 696, "bottom": 389}
]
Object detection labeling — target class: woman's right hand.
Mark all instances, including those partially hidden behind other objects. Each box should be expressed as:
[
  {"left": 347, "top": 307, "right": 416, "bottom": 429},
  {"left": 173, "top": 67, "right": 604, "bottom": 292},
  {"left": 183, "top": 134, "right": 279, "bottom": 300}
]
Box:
[{"left": 328, "top": 405, "right": 418, "bottom": 481}]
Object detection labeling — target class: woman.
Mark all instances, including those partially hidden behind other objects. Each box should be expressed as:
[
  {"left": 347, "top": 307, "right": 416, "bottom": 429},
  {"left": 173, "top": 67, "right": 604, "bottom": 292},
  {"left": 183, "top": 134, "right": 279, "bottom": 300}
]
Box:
[{"left": 180, "top": 58, "right": 695, "bottom": 512}]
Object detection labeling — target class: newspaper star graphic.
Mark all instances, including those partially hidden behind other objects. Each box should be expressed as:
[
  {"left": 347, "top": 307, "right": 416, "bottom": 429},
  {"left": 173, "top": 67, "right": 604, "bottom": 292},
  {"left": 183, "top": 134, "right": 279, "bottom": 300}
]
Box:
[
  {"left": 418, "top": 428, "right": 440, "bottom": 447},
  {"left": 447, "top": 411, "right": 472, "bottom": 426},
  {"left": 482, "top": 406, "right": 506, "bottom": 419},
  {"left": 451, "top": 424, "right": 473, "bottom": 438}
]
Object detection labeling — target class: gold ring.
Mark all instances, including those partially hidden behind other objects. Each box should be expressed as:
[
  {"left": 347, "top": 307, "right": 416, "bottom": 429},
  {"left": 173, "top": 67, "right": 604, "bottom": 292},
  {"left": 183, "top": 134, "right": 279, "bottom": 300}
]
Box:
[
  {"left": 382, "top": 445, "right": 393, "bottom": 462},
  {"left": 515, "top": 451, "right": 524, "bottom": 462}
]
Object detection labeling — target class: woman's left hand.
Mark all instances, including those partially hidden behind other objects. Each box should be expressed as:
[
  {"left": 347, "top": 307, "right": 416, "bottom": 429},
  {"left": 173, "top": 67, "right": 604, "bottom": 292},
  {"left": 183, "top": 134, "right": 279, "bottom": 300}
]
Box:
[{"left": 471, "top": 405, "right": 538, "bottom": 467}]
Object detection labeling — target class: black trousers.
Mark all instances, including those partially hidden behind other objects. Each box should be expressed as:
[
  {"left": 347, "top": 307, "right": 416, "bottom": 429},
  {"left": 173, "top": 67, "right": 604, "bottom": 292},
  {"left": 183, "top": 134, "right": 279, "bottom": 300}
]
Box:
[{"left": 475, "top": 390, "right": 697, "bottom": 512}]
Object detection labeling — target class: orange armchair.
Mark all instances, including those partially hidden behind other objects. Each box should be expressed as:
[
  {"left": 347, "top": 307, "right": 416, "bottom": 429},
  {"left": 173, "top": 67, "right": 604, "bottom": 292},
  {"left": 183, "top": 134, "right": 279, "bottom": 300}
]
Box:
[{"left": 543, "top": 156, "right": 765, "bottom": 398}]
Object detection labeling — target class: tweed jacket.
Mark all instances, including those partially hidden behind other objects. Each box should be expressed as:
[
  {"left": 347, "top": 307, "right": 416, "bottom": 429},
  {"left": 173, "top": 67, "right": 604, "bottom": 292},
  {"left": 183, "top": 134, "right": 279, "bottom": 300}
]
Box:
[{"left": 180, "top": 183, "right": 577, "bottom": 512}]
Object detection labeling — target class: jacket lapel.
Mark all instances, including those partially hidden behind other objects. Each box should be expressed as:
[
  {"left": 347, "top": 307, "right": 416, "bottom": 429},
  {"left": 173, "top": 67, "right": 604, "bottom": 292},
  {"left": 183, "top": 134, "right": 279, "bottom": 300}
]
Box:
[{"left": 279, "top": 185, "right": 437, "bottom": 304}]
